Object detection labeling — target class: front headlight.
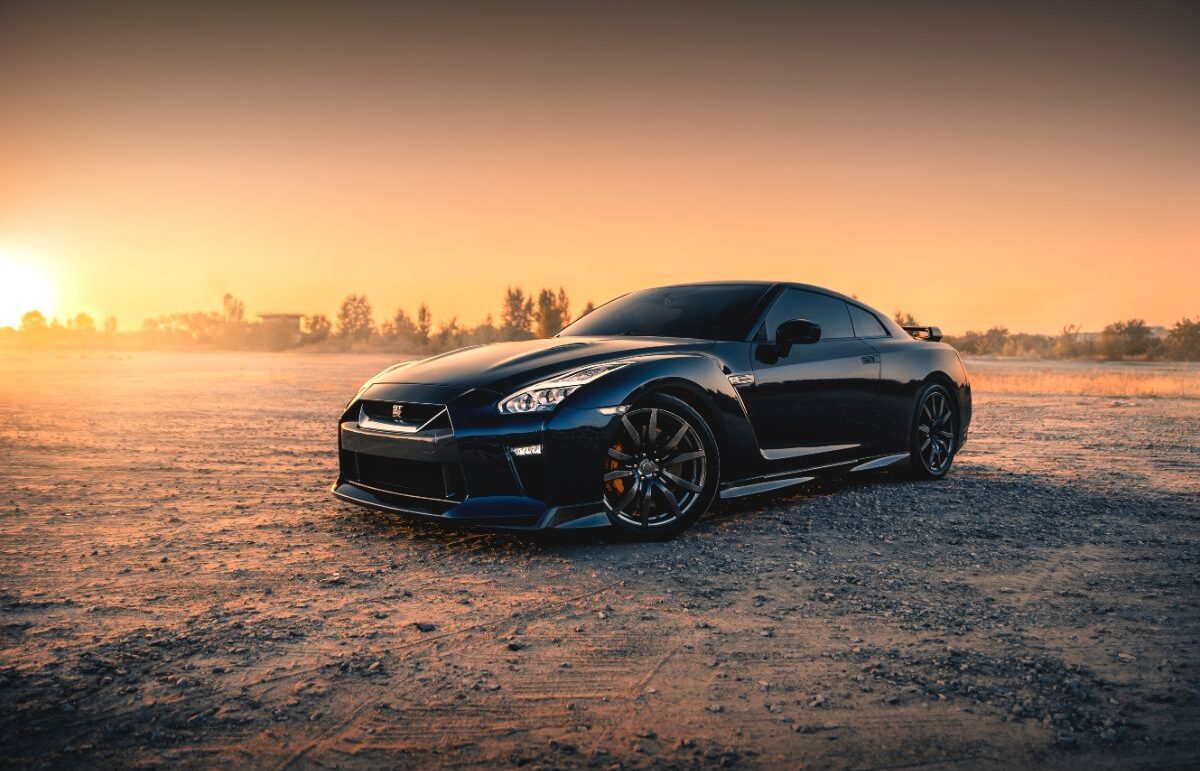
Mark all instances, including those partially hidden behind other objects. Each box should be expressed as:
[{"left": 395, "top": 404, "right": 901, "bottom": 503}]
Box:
[{"left": 499, "top": 360, "right": 634, "bottom": 414}]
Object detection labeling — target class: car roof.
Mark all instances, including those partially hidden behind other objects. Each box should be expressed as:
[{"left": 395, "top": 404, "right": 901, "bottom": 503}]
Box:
[
  {"left": 649, "top": 280, "right": 861, "bottom": 306},
  {"left": 644, "top": 281, "right": 905, "bottom": 337}
]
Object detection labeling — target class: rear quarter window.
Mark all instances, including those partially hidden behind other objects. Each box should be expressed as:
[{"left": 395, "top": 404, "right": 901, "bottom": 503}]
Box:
[{"left": 848, "top": 304, "right": 889, "bottom": 338}]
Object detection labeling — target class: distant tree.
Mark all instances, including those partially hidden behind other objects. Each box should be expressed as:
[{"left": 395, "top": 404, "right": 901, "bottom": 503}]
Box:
[
  {"left": 581, "top": 300, "right": 595, "bottom": 317},
  {"left": 416, "top": 304, "right": 432, "bottom": 348},
  {"left": 434, "top": 317, "right": 463, "bottom": 350},
  {"left": 20, "top": 310, "right": 47, "bottom": 334},
  {"left": 999, "top": 332, "right": 1055, "bottom": 358},
  {"left": 470, "top": 314, "right": 503, "bottom": 345},
  {"left": 336, "top": 294, "right": 374, "bottom": 341},
  {"left": 103, "top": 316, "right": 119, "bottom": 336},
  {"left": 381, "top": 308, "right": 419, "bottom": 349},
  {"left": 71, "top": 313, "right": 96, "bottom": 335},
  {"left": 945, "top": 327, "right": 1010, "bottom": 356},
  {"left": 1053, "top": 324, "right": 1081, "bottom": 358},
  {"left": 500, "top": 287, "right": 534, "bottom": 340},
  {"left": 1165, "top": 318, "right": 1200, "bottom": 361},
  {"left": 302, "top": 314, "right": 332, "bottom": 343},
  {"left": 222, "top": 293, "right": 245, "bottom": 323},
  {"left": 557, "top": 287, "right": 570, "bottom": 328},
  {"left": 1098, "top": 319, "right": 1151, "bottom": 360},
  {"left": 893, "top": 310, "right": 917, "bottom": 326},
  {"left": 535, "top": 287, "right": 570, "bottom": 338},
  {"left": 983, "top": 327, "right": 1009, "bottom": 355}
]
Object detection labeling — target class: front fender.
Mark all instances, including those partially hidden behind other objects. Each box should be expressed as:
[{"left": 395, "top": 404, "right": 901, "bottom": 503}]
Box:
[{"left": 553, "top": 353, "right": 762, "bottom": 483}]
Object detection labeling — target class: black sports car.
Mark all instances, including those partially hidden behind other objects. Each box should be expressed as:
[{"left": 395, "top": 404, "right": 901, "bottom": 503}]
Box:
[{"left": 333, "top": 282, "right": 971, "bottom": 537}]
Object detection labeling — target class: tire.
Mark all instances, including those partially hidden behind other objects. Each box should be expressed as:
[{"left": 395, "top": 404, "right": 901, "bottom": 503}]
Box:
[
  {"left": 601, "top": 393, "right": 720, "bottom": 539},
  {"left": 909, "top": 382, "right": 957, "bottom": 479}
]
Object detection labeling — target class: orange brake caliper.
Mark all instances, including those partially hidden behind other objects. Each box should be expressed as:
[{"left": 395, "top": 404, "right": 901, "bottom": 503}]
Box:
[{"left": 606, "top": 442, "right": 625, "bottom": 495}]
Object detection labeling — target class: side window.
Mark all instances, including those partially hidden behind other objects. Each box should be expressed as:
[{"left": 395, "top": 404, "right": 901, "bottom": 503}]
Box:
[
  {"left": 760, "top": 289, "right": 854, "bottom": 340},
  {"left": 848, "top": 304, "right": 888, "bottom": 338}
]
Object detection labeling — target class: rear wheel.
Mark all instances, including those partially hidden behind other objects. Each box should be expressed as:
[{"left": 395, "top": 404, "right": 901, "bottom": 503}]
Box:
[
  {"left": 910, "top": 383, "right": 957, "bottom": 478},
  {"left": 602, "top": 394, "right": 719, "bottom": 538}
]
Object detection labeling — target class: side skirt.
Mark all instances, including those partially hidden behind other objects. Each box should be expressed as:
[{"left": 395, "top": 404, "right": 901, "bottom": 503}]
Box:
[
  {"left": 719, "top": 451, "right": 911, "bottom": 500},
  {"left": 720, "top": 476, "right": 814, "bottom": 499},
  {"left": 848, "top": 452, "right": 910, "bottom": 473}
]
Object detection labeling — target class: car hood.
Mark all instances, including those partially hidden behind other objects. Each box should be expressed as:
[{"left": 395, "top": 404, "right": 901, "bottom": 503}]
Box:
[{"left": 371, "top": 336, "right": 715, "bottom": 393}]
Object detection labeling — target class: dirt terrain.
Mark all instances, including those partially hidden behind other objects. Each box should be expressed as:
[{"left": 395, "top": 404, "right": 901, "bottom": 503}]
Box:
[{"left": 1, "top": 352, "right": 1197, "bottom": 770}]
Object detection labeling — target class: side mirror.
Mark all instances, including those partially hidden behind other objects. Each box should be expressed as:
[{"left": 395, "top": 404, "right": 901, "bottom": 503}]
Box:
[{"left": 775, "top": 318, "right": 821, "bottom": 357}]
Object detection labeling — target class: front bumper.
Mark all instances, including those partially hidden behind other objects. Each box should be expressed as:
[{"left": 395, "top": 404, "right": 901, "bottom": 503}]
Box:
[
  {"left": 332, "top": 382, "right": 617, "bottom": 531},
  {"left": 331, "top": 480, "right": 609, "bottom": 531}
]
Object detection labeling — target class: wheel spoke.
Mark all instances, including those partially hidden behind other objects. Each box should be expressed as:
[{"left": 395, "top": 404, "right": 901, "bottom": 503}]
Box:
[
  {"left": 614, "top": 478, "right": 640, "bottom": 512},
  {"left": 662, "top": 422, "right": 689, "bottom": 452},
  {"left": 621, "top": 415, "right": 643, "bottom": 450},
  {"left": 607, "top": 447, "right": 635, "bottom": 462},
  {"left": 603, "top": 469, "right": 634, "bottom": 482},
  {"left": 920, "top": 437, "right": 931, "bottom": 453},
  {"left": 640, "top": 485, "right": 652, "bottom": 526},
  {"left": 648, "top": 408, "right": 659, "bottom": 445},
  {"left": 661, "top": 469, "right": 702, "bottom": 494},
  {"left": 664, "top": 449, "right": 705, "bottom": 466},
  {"left": 917, "top": 424, "right": 931, "bottom": 434},
  {"left": 653, "top": 479, "right": 681, "bottom": 518}
]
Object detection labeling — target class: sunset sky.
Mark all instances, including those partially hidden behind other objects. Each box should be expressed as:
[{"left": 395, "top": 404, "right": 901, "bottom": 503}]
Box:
[{"left": 1, "top": 1, "right": 1197, "bottom": 334}]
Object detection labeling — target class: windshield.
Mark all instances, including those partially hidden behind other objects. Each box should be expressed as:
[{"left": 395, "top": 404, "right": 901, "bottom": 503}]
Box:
[{"left": 558, "top": 284, "right": 771, "bottom": 341}]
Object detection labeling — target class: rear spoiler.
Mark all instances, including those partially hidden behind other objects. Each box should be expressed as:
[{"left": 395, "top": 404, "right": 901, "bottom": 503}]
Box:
[{"left": 902, "top": 325, "right": 943, "bottom": 342}]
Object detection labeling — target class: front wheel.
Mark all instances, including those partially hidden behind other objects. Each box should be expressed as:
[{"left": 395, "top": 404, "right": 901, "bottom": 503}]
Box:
[
  {"left": 602, "top": 394, "right": 719, "bottom": 538},
  {"left": 909, "top": 383, "right": 957, "bottom": 479}
]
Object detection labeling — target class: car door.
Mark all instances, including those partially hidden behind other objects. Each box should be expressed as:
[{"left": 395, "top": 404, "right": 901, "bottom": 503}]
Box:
[{"left": 741, "top": 289, "right": 881, "bottom": 464}]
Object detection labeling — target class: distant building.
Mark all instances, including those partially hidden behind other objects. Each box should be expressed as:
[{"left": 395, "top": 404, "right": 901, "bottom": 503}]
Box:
[{"left": 258, "top": 313, "right": 303, "bottom": 348}]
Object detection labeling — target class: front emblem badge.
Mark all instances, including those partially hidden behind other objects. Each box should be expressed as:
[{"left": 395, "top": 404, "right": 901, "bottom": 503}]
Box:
[{"left": 391, "top": 404, "right": 404, "bottom": 420}]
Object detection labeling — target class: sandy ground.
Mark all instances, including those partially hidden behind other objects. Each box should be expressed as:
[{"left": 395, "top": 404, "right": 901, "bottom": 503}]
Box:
[{"left": 1, "top": 352, "right": 1198, "bottom": 770}]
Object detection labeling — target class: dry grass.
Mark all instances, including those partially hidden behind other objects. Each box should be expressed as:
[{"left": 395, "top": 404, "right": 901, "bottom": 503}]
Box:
[{"left": 965, "top": 357, "right": 1200, "bottom": 398}]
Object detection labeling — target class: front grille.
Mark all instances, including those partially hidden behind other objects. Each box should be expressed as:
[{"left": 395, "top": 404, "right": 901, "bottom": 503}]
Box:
[
  {"left": 342, "top": 451, "right": 466, "bottom": 501},
  {"left": 359, "top": 400, "right": 449, "bottom": 431}
]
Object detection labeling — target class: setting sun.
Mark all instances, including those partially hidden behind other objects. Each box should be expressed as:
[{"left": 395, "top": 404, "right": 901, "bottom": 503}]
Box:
[{"left": 0, "top": 250, "right": 56, "bottom": 329}]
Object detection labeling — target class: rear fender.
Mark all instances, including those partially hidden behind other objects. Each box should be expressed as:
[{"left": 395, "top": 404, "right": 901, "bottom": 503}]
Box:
[{"left": 873, "top": 340, "right": 972, "bottom": 451}]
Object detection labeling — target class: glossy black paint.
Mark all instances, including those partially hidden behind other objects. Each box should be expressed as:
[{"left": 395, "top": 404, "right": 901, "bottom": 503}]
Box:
[{"left": 332, "top": 282, "right": 972, "bottom": 530}]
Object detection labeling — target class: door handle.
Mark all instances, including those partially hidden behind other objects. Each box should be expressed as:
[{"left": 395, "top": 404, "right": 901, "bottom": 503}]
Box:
[{"left": 861, "top": 355, "right": 879, "bottom": 365}]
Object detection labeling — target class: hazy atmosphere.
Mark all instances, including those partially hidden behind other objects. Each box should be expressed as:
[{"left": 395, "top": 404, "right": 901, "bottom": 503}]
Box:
[
  {"left": 1, "top": 1, "right": 1197, "bottom": 333},
  {"left": 2, "top": 4, "right": 1199, "bottom": 770}
]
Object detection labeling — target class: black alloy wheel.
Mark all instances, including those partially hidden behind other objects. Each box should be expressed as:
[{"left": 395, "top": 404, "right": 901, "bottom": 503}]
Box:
[
  {"left": 602, "top": 394, "right": 719, "bottom": 537},
  {"left": 910, "top": 383, "right": 956, "bottom": 478}
]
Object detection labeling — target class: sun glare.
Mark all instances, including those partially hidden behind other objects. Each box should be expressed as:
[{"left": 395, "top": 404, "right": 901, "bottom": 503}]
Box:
[{"left": 0, "top": 250, "right": 57, "bottom": 329}]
